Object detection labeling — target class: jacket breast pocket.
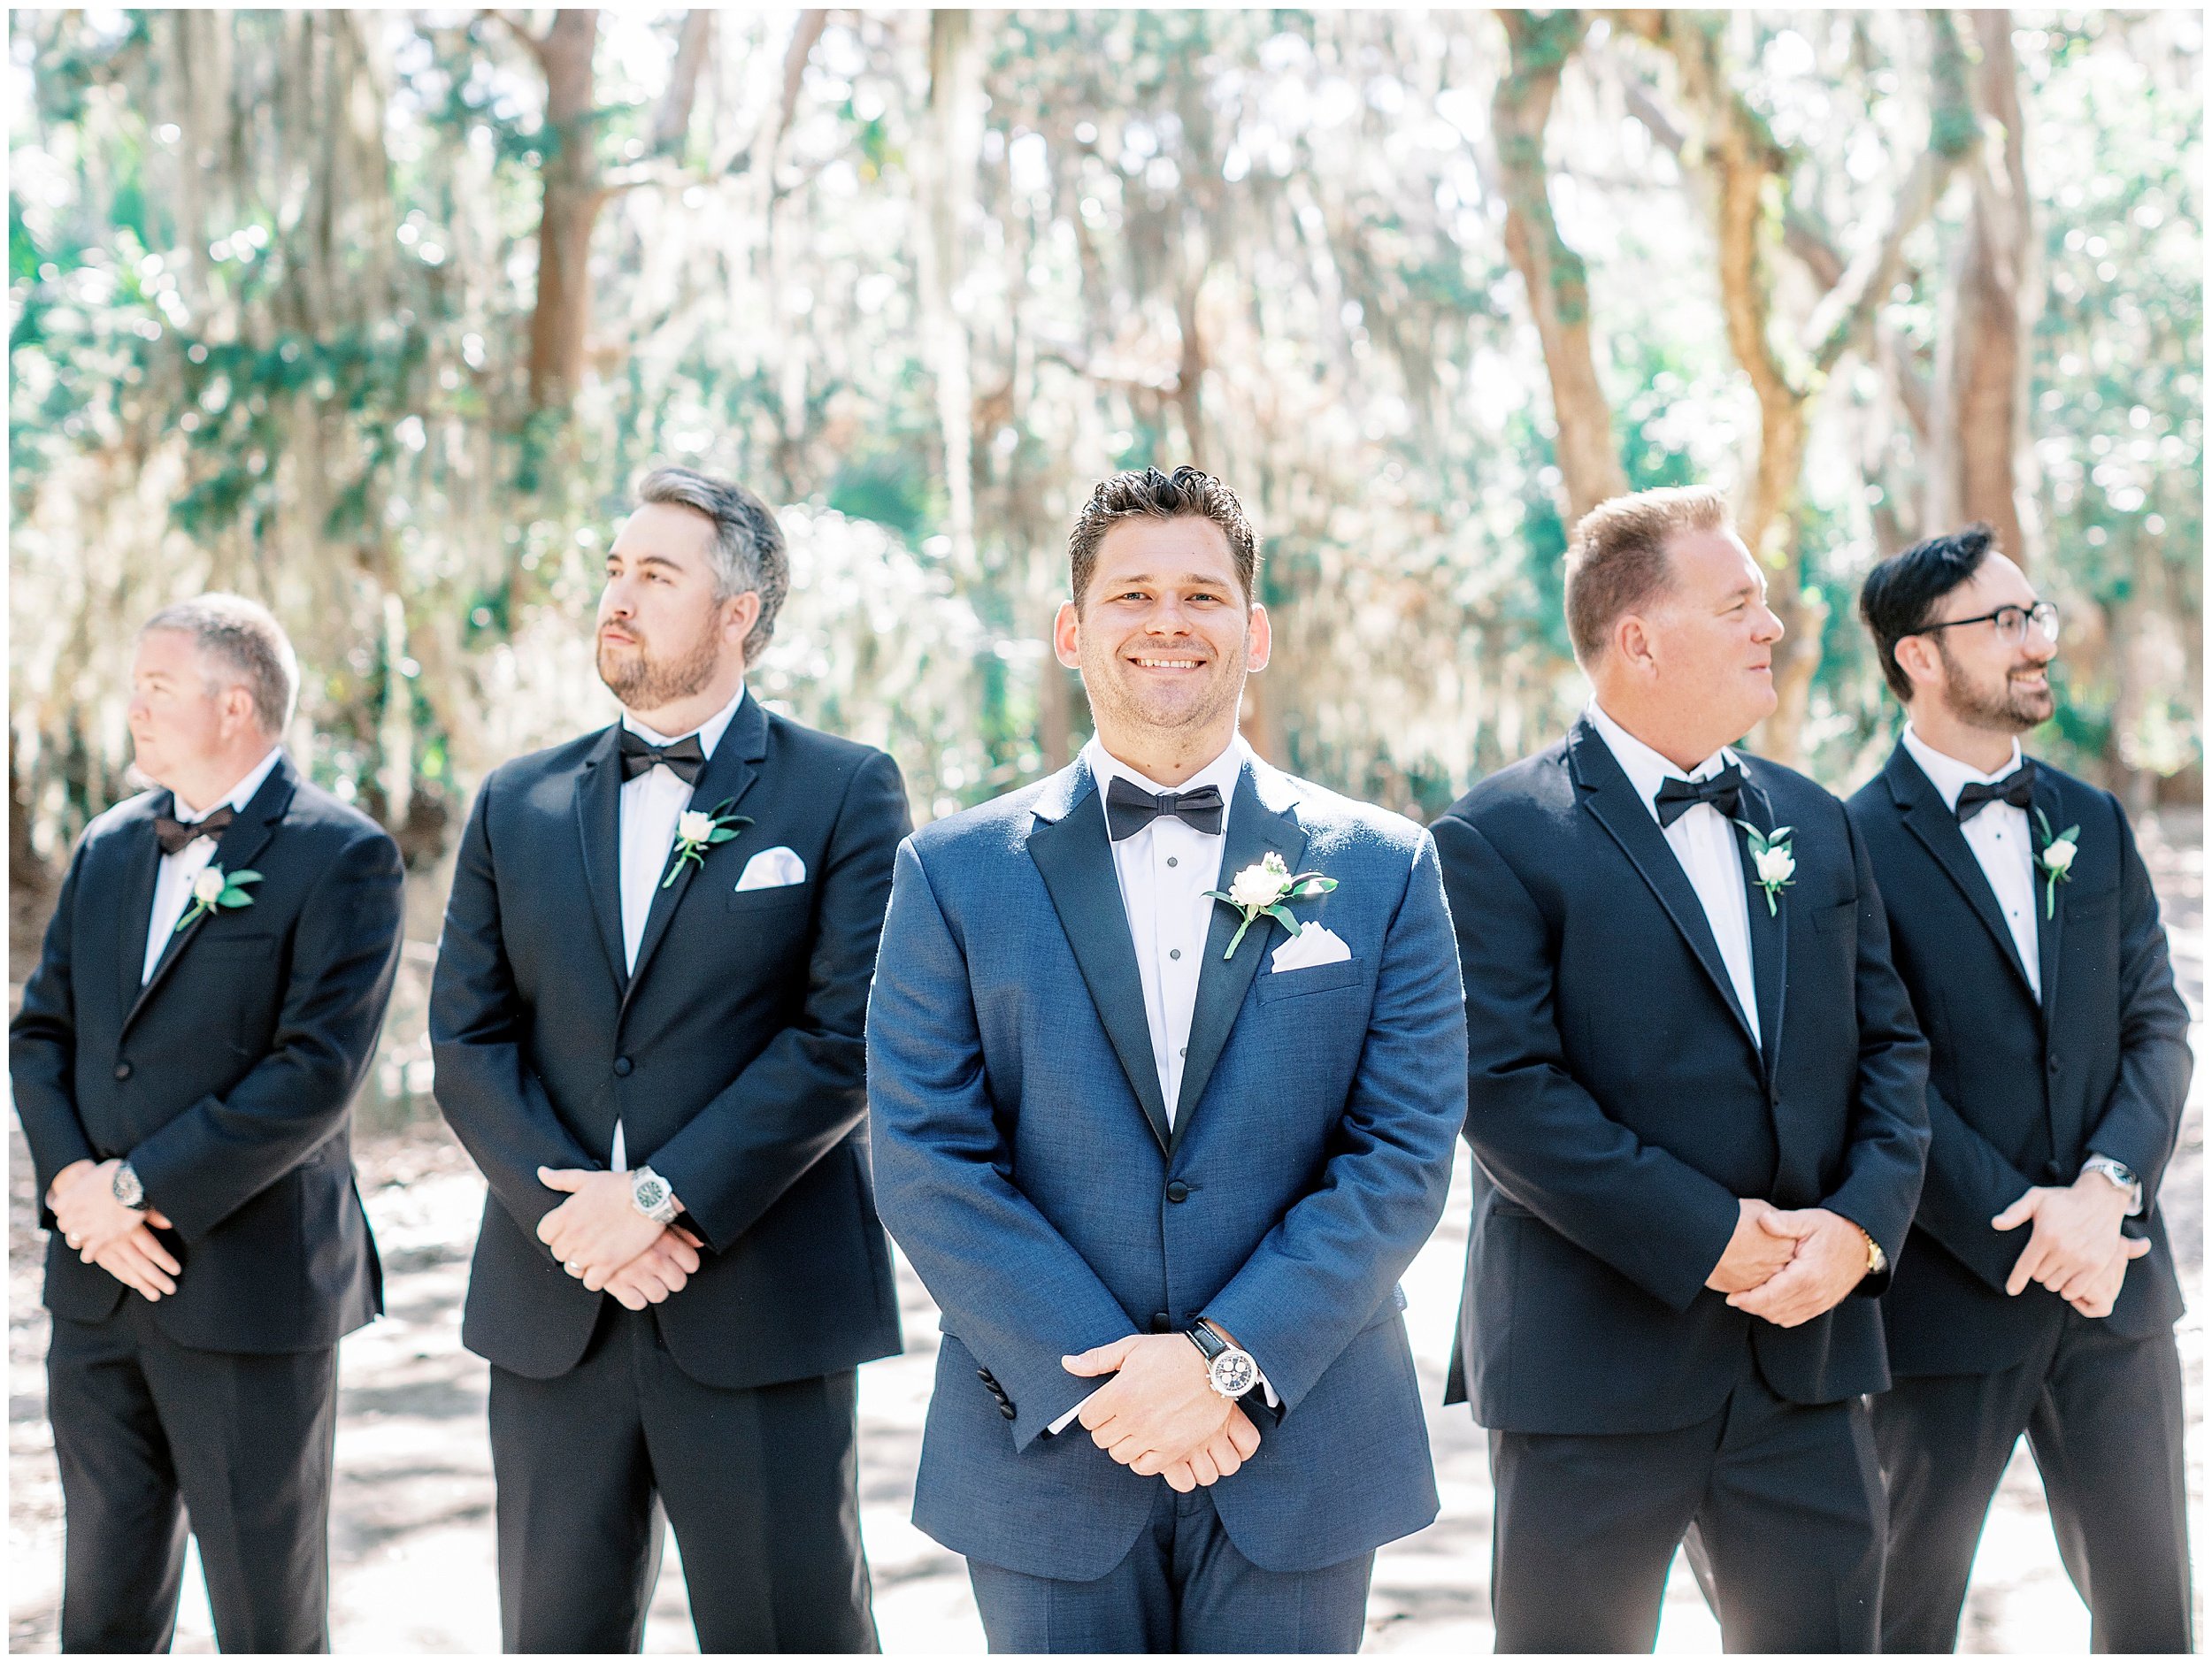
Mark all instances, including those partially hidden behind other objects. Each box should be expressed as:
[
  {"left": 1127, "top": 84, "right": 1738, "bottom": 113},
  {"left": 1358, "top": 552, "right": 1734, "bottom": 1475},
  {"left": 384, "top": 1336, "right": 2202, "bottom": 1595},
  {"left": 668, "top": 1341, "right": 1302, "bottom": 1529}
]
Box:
[
  {"left": 726, "top": 885, "right": 811, "bottom": 916},
  {"left": 1808, "top": 899, "right": 1856, "bottom": 936},
  {"left": 1254, "top": 958, "right": 1365, "bottom": 1003},
  {"left": 196, "top": 931, "right": 278, "bottom": 955}
]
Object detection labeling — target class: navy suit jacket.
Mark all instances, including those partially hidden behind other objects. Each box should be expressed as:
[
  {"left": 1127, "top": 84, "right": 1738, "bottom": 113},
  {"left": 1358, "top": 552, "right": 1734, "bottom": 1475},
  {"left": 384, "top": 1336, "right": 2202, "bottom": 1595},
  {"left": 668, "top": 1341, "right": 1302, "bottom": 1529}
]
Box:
[
  {"left": 1432, "top": 717, "right": 1931, "bottom": 1434},
  {"left": 429, "top": 694, "right": 909, "bottom": 1390},
  {"left": 866, "top": 751, "right": 1466, "bottom": 1580},
  {"left": 1847, "top": 745, "right": 2188, "bottom": 1375},
  {"left": 11, "top": 755, "right": 402, "bottom": 1353}
]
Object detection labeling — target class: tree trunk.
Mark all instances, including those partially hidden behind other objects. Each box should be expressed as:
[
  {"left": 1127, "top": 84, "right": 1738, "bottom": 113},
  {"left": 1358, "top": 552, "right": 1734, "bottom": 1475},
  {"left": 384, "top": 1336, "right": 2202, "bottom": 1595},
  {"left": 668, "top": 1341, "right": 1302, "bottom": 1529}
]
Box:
[
  {"left": 918, "top": 11, "right": 986, "bottom": 571},
  {"left": 650, "top": 11, "right": 711, "bottom": 157},
  {"left": 1492, "top": 10, "right": 1624, "bottom": 525},
  {"left": 526, "top": 11, "right": 603, "bottom": 412}
]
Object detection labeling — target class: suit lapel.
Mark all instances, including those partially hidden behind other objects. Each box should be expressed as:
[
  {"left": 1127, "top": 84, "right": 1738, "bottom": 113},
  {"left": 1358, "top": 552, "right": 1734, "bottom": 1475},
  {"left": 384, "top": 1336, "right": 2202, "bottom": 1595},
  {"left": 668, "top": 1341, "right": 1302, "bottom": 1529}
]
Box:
[
  {"left": 622, "top": 694, "right": 771, "bottom": 1016},
  {"left": 1569, "top": 720, "right": 1761, "bottom": 1061},
  {"left": 1028, "top": 763, "right": 1171, "bottom": 1152},
  {"left": 125, "top": 758, "right": 296, "bottom": 1037},
  {"left": 572, "top": 725, "right": 629, "bottom": 992},
  {"left": 2031, "top": 765, "right": 2066, "bottom": 1031},
  {"left": 1883, "top": 744, "right": 2039, "bottom": 1008},
  {"left": 1171, "top": 763, "right": 1308, "bottom": 1153},
  {"left": 116, "top": 793, "right": 169, "bottom": 1023},
  {"left": 1731, "top": 770, "right": 1787, "bottom": 1075}
]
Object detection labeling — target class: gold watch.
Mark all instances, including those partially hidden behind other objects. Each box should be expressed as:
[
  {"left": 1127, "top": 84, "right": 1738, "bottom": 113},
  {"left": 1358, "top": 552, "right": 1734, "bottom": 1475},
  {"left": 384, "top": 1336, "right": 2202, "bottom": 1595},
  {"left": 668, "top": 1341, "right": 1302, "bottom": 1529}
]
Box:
[{"left": 1860, "top": 1225, "right": 1886, "bottom": 1276}]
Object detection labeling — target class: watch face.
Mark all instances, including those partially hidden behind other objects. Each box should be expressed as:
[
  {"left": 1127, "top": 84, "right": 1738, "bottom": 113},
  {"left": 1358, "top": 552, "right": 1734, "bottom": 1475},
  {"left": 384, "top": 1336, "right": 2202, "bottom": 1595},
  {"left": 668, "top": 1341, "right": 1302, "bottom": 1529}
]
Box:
[
  {"left": 634, "top": 1177, "right": 668, "bottom": 1210},
  {"left": 1209, "top": 1348, "right": 1258, "bottom": 1399}
]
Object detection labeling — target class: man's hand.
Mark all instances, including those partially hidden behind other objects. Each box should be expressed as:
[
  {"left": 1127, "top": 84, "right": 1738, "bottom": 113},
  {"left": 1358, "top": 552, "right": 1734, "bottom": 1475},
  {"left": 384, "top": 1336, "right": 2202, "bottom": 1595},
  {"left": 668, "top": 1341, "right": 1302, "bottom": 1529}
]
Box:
[
  {"left": 536, "top": 1167, "right": 669, "bottom": 1289},
  {"left": 1156, "top": 1405, "right": 1263, "bottom": 1492},
  {"left": 88, "top": 1222, "right": 181, "bottom": 1301},
  {"left": 1705, "top": 1198, "right": 1799, "bottom": 1294},
  {"left": 1064, "top": 1332, "right": 1247, "bottom": 1475},
  {"left": 1993, "top": 1176, "right": 2134, "bottom": 1299},
  {"left": 600, "top": 1226, "right": 706, "bottom": 1311},
  {"left": 2058, "top": 1235, "right": 2151, "bottom": 1319},
  {"left": 50, "top": 1159, "right": 154, "bottom": 1261},
  {"left": 1724, "top": 1208, "right": 1870, "bottom": 1328}
]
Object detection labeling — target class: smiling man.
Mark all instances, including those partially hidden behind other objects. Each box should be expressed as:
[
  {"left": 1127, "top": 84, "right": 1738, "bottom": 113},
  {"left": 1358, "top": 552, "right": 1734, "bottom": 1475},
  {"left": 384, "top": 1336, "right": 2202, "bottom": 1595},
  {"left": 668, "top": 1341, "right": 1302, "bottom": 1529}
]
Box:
[
  {"left": 867, "top": 465, "right": 1465, "bottom": 1652},
  {"left": 1432, "top": 486, "right": 1931, "bottom": 1651},
  {"left": 429, "top": 466, "right": 910, "bottom": 1652},
  {"left": 1849, "top": 527, "right": 2192, "bottom": 1652}
]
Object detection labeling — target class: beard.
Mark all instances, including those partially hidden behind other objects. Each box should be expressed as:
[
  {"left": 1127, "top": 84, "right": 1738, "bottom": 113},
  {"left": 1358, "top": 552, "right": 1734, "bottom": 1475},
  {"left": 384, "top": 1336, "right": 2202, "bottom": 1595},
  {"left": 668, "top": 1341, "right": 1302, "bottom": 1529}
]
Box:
[
  {"left": 1080, "top": 637, "right": 1247, "bottom": 740},
  {"left": 1938, "top": 640, "right": 2055, "bottom": 733},
  {"left": 596, "top": 620, "right": 721, "bottom": 710}
]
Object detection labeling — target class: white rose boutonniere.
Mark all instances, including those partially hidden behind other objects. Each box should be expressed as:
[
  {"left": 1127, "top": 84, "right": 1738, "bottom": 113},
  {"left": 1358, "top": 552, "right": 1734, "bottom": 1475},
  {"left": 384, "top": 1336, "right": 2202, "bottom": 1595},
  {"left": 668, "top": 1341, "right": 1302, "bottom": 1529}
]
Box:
[
  {"left": 663, "top": 798, "right": 754, "bottom": 888},
  {"left": 2032, "top": 807, "right": 2080, "bottom": 919},
  {"left": 1732, "top": 820, "right": 1796, "bottom": 916},
  {"left": 1203, "top": 850, "right": 1338, "bottom": 960},
  {"left": 176, "top": 863, "right": 261, "bottom": 931}
]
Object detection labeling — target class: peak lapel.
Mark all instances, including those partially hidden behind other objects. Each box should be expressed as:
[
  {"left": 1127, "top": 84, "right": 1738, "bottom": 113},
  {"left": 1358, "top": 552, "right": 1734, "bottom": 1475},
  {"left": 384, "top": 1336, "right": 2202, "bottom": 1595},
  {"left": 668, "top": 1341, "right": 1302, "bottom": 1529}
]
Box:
[
  {"left": 125, "top": 760, "right": 298, "bottom": 1036},
  {"left": 116, "top": 793, "right": 170, "bottom": 1023},
  {"left": 1568, "top": 721, "right": 1761, "bottom": 1061},
  {"left": 573, "top": 726, "right": 629, "bottom": 992},
  {"left": 621, "top": 694, "right": 771, "bottom": 1015},
  {"left": 1171, "top": 763, "right": 1307, "bottom": 1153},
  {"left": 2031, "top": 766, "right": 2066, "bottom": 1030},
  {"left": 1028, "top": 763, "right": 1171, "bottom": 1153},
  {"left": 1884, "top": 745, "right": 2039, "bottom": 1008},
  {"left": 1731, "top": 772, "right": 1787, "bottom": 1076}
]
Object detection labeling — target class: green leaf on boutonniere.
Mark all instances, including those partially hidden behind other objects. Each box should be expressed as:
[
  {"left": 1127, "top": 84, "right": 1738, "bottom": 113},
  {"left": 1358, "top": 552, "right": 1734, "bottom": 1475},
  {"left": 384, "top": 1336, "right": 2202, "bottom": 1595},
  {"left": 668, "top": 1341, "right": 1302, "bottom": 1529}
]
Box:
[
  {"left": 662, "top": 800, "right": 754, "bottom": 888},
  {"left": 2032, "top": 807, "right": 2080, "bottom": 920},
  {"left": 1203, "top": 851, "right": 1340, "bottom": 959},
  {"left": 176, "top": 865, "right": 261, "bottom": 931},
  {"left": 1733, "top": 820, "right": 1797, "bottom": 917}
]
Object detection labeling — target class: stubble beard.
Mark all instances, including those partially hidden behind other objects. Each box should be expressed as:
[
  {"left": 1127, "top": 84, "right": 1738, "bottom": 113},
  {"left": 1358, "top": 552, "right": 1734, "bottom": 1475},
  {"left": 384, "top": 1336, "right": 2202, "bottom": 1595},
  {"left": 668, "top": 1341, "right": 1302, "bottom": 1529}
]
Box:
[
  {"left": 597, "top": 623, "right": 722, "bottom": 711},
  {"left": 1082, "top": 640, "right": 1246, "bottom": 747},
  {"left": 1939, "top": 640, "right": 2055, "bottom": 734}
]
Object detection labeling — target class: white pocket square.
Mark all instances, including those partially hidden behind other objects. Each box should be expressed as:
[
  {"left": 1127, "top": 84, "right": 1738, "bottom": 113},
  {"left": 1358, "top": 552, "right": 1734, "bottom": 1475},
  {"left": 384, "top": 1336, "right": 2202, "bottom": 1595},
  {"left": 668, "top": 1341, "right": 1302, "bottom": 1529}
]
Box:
[
  {"left": 733, "top": 847, "right": 807, "bottom": 891},
  {"left": 1270, "top": 922, "right": 1352, "bottom": 973}
]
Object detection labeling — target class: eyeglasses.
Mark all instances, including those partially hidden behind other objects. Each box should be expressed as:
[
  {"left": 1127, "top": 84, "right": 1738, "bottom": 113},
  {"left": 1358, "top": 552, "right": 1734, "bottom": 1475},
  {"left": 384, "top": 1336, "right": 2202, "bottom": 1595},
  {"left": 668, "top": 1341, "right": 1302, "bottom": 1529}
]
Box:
[{"left": 1909, "top": 602, "right": 2060, "bottom": 648}]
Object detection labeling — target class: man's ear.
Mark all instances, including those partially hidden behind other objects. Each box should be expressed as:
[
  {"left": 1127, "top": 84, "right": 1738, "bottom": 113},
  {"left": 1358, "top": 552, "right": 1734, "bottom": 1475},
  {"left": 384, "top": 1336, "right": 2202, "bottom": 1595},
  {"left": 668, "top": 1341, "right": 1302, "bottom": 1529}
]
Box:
[
  {"left": 1892, "top": 632, "right": 1941, "bottom": 693},
  {"left": 722, "top": 590, "right": 764, "bottom": 645},
  {"left": 1244, "top": 601, "right": 1271, "bottom": 674},
  {"left": 1615, "top": 614, "right": 1657, "bottom": 678},
  {"left": 1052, "top": 600, "right": 1082, "bottom": 671}
]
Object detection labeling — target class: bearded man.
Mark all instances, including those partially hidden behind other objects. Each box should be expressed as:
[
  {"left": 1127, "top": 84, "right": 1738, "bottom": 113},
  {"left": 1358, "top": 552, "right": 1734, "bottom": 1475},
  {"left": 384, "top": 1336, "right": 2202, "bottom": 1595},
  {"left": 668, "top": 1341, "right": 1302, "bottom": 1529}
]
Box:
[{"left": 429, "top": 466, "right": 910, "bottom": 1652}]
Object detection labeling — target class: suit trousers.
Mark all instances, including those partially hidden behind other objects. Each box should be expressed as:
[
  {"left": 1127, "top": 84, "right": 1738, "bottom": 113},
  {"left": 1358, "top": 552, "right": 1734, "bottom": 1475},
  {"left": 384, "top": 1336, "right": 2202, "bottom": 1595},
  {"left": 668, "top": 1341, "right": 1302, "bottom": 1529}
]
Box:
[
  {"left": 1875, "top": 1313, "right": 2192, "bottom": 1653},
  {"left": 47, "top": 1299, "right": 338, "bottom": 1653},
  {"left": 1487, "top": 1343, "right": 1885, "bottom": 1653},
  {"left": 965, "top": 1480, "right": 1374, "bottom": 1653},
  {"left": 487, "top": 1302, "right": 878, "bottom": 1653}
]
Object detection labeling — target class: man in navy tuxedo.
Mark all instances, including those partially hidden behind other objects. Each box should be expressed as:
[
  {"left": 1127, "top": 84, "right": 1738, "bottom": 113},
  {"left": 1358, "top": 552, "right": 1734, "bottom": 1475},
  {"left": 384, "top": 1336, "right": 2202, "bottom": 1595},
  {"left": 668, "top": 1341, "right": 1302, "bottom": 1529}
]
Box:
[
  {"left": 1850, "top": 526, "right": 2192, "bottom": 1652},
  {"left": 867, "top": 465, "right": 1466, "bottom": 1652},
  {"left": 430, "top": 466, "right": 909, "bottom": 1652},
  {"left": 1432, "top": 486, "right": 1931, "bottom": 1652},
  {"left": 12, "top": 594, "right": 403, "bottom": 1652}
]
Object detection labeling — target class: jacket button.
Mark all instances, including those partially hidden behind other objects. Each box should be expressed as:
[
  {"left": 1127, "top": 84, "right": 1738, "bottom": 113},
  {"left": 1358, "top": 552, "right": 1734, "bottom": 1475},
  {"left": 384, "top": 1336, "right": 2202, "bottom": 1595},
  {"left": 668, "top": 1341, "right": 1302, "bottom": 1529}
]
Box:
[
  {"left": 999, "top": 1401, "right": 1018, "bottom": 1421},
  {"left": 613, "top": 1056, "right": 634, "bottom": 1077},
  {"left": 1165, "top": 1181, "right": 1189, "bottom": 1203},
  {"left": 113, "top": 1061, "right": 132, "bottom": 1081},
  {"left": 1150, "top": 1311, "right": 1172, "bottom": 1333},
  {"left": 976, "top": 1368, "right": 995, "bottom": 1384},
  {"left": 2047, "top": 1054, "right": 2062, "bottom": 1075}
]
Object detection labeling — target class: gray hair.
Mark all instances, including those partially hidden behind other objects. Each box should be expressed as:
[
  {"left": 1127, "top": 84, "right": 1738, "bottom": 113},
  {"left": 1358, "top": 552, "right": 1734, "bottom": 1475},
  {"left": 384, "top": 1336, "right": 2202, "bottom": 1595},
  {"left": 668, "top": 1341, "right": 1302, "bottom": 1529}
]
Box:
[
  {"left": 139, "top": 592, "right": 299, "bottom": 736},
  {"left": 634, "top": 465, "right": 789, "bottom": 661}
]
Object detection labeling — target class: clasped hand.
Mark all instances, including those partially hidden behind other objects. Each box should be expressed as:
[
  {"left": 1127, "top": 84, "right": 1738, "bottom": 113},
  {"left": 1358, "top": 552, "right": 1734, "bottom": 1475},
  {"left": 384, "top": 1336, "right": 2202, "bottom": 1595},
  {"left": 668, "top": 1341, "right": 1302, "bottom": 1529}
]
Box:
[
  {"left": 1993, "top": 1176, "right": 2147, "bottom": 1318},
  {"left": 48, "top": 1158, "right": 179, "bottom": 1302},
  {"left": 1063, "top": 1333, "right": 1263, "bottom": 1493},
  {"left": 1706, "top": 1198, "right": 1870, "bottom": 1328},
  {"left": 535, "top": 1167, "right": 703, "bottom": 1311}
]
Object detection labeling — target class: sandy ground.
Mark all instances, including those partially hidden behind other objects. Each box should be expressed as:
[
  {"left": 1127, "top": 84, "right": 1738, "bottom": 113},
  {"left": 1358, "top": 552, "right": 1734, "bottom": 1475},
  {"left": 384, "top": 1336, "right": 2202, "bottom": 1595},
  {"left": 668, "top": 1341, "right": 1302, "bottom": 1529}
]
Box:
[{"left": 9, "top": 818, "right": 2202, "bottom": 1653}]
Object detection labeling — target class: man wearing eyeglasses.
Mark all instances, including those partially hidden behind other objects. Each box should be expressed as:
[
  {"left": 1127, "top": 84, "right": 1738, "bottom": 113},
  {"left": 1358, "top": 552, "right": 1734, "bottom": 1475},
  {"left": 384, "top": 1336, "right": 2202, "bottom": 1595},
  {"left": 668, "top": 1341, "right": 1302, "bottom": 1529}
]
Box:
[{"left": 1851, "top": 525, "right": 2192, "bottom": 1652}]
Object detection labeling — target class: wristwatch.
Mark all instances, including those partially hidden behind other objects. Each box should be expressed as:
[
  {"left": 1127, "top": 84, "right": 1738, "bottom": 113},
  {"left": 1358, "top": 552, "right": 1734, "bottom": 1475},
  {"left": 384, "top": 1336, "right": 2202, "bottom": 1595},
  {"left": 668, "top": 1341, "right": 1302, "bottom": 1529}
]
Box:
[
  {"left": 2079, "top": 1156, "right": 2144, "bottom": 1216},
  {"left": 1185, "top": 1320, "right": 1259, "bottom": 1400},
  {"left": 111, "top": 1161, "right": 145, "bottom": 1212},
  {"left": 629, "top": 1166, "right": 680, "bottom": 1225},
  {"left": 1862, "top": 1229, "right": 1886, "bottom": 1277}
]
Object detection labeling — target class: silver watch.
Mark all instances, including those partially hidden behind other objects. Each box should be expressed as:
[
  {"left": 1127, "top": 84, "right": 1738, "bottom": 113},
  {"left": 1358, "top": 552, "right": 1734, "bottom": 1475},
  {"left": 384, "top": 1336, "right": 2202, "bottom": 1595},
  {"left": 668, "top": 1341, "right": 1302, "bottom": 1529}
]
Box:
[
  {"left": 2079, "top": 1156, "right": 2144, "bottom": 1216},
  {"left": 1186, "top": 1321, "right": 1259, "bottom": 1399},
  {"left": 630, "top": 1166, "right": 680, "bottom": 1225},
  {"left": 111, "top": 1161, "right": 145, "bottom": 1212}
]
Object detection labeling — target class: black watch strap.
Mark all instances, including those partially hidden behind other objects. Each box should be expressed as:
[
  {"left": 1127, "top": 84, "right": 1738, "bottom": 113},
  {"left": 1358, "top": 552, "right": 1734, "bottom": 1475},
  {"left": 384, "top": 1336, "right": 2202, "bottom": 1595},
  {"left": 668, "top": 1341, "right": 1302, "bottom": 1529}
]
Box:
[{"left": 1186, "top": 1321, "right": 1227, "bottom": 1364}]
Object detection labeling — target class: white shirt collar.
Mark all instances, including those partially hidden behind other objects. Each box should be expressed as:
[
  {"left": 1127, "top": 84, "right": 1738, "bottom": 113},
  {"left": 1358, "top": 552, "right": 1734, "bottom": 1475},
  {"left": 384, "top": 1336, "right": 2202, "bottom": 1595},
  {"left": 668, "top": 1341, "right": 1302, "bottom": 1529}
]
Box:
[
  {"left": 1081, "top": 732, "right": 1248, "bottom": 807},
  {"left": 173, "top": 745, "right": 284, "bottom": 824},
  {"left": 1585, "top": 700, "right": 1736, "bottom": 811},
  {"left": 1900, "top": 724, "right": 2024, "bottom": 814},
  {"left": 620, "top": 681, "right": 748, "bottom": 760}
]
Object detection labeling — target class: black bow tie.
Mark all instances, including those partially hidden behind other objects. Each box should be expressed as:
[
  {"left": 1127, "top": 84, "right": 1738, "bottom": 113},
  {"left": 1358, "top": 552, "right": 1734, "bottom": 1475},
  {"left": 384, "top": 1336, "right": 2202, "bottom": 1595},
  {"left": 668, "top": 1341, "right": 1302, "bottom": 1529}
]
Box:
[
  {"left": 618, "top": 730, "right": 707, "bottom": 786},
  {"left": 153, "top": 805, "right": 234, "bottom": 856},
  {"left": 1653, "top": 764, "right": 1745, "bottom": 829},
  {"left": 1955, "top": 762, "right": 2036, "bottom": 824},
  {"left": 1103, "top": 775, "right": 1225, "bottom": 841}
]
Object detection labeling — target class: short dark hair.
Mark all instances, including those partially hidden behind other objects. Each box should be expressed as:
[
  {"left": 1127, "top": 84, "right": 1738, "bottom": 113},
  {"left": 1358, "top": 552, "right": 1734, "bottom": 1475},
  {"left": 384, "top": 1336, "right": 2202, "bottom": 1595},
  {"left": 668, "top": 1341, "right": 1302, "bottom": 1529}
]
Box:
[
  {"left": 1563, "top": 486, "right": 1733, "bottom": 665},
  {"left": 1066, "top": 465, "right": 1258, "bottom": 609},
  {"left": 635, "top": 465, "right": 789, "bottom": 661},
  {"left": 1859, "top": 524, "right": 1996, "bottom": 701}
]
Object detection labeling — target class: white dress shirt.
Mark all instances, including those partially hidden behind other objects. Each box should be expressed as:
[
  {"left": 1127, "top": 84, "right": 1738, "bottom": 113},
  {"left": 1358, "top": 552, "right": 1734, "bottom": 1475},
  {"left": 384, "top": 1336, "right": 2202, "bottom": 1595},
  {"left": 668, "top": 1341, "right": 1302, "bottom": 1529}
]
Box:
[
  {"left": 1082, "top": 733, "right": 1248, "bottom": 1125},
  {"left": 1586, "top": 701, "right": 1762, "bottom": 1046},
  {"left": 142, "top": 746, "right": 285, "bottom": 985},
  {"left": 1901, "top": 725, "right": 2040, "bottom": 999},
  {"left": 608, "top": 682, "right": 748, "bottom": 1172},
  {"left": 1050, "top": 734, "right": 1276, "bottom": 1435}
]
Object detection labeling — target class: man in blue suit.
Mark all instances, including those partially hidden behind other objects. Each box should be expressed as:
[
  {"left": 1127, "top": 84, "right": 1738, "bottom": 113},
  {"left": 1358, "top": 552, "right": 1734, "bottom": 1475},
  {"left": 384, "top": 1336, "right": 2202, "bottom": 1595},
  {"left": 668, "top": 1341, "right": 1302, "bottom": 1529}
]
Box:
[{"left": 867, "top": 465, "right": 1466, "bottom": 1652}]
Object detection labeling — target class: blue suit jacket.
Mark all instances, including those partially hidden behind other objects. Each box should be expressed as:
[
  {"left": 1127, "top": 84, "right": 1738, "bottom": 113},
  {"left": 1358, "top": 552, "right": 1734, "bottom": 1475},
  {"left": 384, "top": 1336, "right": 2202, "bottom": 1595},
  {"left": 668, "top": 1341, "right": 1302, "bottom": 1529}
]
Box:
[{"left": 866, "top": 751, "right": 1466, "bottom": 1580}]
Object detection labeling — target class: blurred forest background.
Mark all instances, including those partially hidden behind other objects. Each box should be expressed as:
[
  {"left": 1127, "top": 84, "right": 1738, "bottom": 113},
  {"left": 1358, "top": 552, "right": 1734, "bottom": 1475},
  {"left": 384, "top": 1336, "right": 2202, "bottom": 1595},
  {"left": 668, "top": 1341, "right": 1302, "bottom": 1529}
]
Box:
[{"left": 9, "top": 8, "right": 2203, "bottom": 1115}]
